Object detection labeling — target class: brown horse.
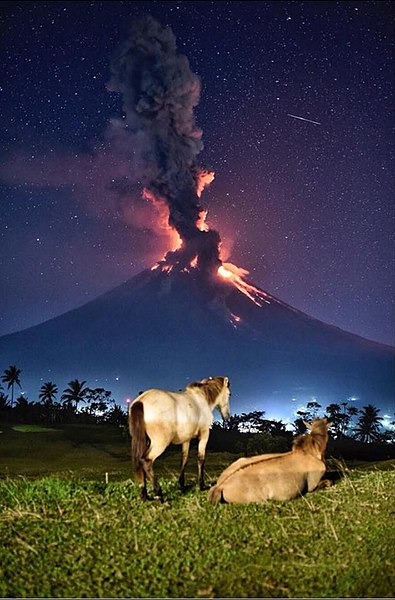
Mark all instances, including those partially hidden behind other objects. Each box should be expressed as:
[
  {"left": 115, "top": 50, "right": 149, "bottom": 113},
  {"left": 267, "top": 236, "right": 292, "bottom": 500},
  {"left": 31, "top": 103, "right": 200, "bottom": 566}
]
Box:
[
  {"left": 208, "top": 418, "right": 332, "bottom": 504},
  {"left": 129, "top": 376, "right": 231, "bottom": 501}
]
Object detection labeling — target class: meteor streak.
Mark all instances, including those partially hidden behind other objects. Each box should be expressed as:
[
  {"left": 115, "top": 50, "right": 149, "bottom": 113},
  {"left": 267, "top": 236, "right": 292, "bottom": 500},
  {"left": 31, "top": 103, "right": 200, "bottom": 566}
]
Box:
[{"left": 287, "top": 113, "right": 321, "bottom": 125}]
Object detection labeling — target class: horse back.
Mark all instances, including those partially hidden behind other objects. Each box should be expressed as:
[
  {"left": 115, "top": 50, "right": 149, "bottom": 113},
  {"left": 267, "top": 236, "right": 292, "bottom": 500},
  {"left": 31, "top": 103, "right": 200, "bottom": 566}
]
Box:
[
  {"left": 218, "top": 452, "right": 326, "bottom": 503},
  {"left": 216, "top": 453, "right": 286, "bottom": 486}
]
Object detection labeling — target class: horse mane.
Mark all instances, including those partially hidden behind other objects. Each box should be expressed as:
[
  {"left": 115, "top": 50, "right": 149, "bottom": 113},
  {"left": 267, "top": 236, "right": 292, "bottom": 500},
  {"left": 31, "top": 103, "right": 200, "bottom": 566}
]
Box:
[
  {"left": 187, "top": 377, "right": 225, "bottom": 406},
  {"left": 292, "top": 418, "right": 330, "bottom": 458}
]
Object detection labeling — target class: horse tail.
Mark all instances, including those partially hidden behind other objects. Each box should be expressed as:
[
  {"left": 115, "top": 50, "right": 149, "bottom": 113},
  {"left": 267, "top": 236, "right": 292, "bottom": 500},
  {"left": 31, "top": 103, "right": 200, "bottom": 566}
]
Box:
[
  {"left": 207, "top": 484, "right": 225, "bottom": 505},
  {"left": 129, "top": 401, "right": 148, "bottom": 480}
]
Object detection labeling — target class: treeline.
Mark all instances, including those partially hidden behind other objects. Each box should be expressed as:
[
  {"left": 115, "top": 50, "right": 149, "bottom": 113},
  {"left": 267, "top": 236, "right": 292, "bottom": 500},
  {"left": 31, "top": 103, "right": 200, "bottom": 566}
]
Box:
[
  {"left": 214, "top": 400, "right": 395, "bottom": 444},
  {"left": 1, "top": 365, "right": 394, "bottom": 451},
  {"left": 0, "top": 366, "right": 125, "bottom": 427},
  {"left": 208, "top": 402, "right": 395, "bottom": 461}
]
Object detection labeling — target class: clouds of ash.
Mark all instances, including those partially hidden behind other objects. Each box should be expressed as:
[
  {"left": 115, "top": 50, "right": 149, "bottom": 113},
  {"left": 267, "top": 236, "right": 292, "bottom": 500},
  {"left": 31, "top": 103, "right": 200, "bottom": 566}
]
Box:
[
  {"left": 0, "top": 16, "right": 222, "bottom": 273},
  {"left": 107, "top": 15, "right": 221, "bottom": 273}
]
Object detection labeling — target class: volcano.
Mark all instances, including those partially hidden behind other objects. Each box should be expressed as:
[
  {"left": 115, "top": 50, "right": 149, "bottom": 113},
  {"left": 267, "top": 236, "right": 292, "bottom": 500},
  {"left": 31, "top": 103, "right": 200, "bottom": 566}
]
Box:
[
  {"left": 0, "top": 266, "right": 393, "bottom": 418},
  {"left": 1, "top": 16, "right": 393, "bottom": 419}
]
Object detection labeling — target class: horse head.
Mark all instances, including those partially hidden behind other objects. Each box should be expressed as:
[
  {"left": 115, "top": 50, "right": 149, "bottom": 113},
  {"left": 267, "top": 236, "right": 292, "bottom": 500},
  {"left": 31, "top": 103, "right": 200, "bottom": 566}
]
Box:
[
  {"left": 298, "top": 418, "right": 332, "bottom": 458},
  {"left": 303, "top": 418, "right": 332, "bottom": 435},
  {"left": 199, "top": 376, "right": 231, "bottom": 421}
]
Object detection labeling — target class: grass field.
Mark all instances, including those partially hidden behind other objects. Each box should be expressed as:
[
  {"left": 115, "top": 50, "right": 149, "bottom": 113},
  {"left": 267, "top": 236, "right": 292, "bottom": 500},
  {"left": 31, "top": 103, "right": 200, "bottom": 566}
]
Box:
[{"left": 0, "top": 423, "right": 394, "bottom": 598}]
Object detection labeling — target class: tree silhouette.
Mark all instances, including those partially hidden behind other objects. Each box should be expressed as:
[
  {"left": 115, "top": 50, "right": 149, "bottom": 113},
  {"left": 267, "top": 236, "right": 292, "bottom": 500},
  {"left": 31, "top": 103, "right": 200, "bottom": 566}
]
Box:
[
  {"left": 61, "top": 379, "right": 88, "bottom": 410},
  {"left": 1, "top": 365, "right": 22, "bottom": 407},
  {"left": 305, "top": 401, "right": 322, "bottom": 419},
  {"left": 0, "top": 385, "right": 10, "bottom": 412},
  {"left": 239, "top": 410, "right": 266, "bottom": 433},
  {"left": 324, "top": 402, "right": 359, "bottom": 437},
  {"left": 294, "top": 402, "right": 322, "bottom": 429},
  {"left": 39, "top": 382, "right": 59, "bottom": 424},
  {"left": 221, "top": 413, "right": 243, "bottom": 431},
  {"left": 83, "top": 388, "right": 113, "bottom": 419},
  {"left": 380, "top": 414, "right": 395, "bottom": 444},
  {"left": 39, "top": 382, "right": 58, "bottom": 405},
  {"left": 13, "top": 395, "right": 39, "bottom": 423},
  {"left": 354, "top": 404, "right": 383, "bottom": 443},
  {"left": 105, "top": 404, "right": 127, "bottom": 427},
  {"left": 0, "top": 384, "right": 8, "bottom": 403},
  {"left": 325, "top": 403, "right": 346, "bottom": 436},
  {"left": 292, "top": 412, "right": 309, "bottom": 434},
  {"left": 346, "top": 405, "right": 359, "bottom": 433},
  {"left": 267, "top": 420, "right": 287, "bottom": 436}
]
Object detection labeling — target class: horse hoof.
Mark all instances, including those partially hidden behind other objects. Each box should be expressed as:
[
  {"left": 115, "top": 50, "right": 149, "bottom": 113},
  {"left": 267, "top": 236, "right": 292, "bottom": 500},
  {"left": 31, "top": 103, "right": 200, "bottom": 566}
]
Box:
[
  {"left": 321, "top": 479, "right": 333, "bottom": 488},
  {"left": 180, "top": 483, "right": 194, "bottom": 493}
]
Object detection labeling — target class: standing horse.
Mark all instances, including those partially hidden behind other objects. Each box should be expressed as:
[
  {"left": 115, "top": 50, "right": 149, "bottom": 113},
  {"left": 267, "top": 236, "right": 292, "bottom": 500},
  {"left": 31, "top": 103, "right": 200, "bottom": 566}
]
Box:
[
  {"left": 129, "top": 376, "right": 231, "bottom": 500},
  {"left": 208, "top": 418, "right": 332, "bottom": 504}
]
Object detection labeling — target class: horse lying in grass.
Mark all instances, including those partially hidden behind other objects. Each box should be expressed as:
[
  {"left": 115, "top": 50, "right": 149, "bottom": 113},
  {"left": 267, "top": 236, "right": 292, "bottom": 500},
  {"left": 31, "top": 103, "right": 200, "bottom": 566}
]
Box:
[
  {"left": 129, "top": 376, "right": 231, "bottom": 501},
  {"left": 208, "top": 418, "right": 332, "bottom": 504}
]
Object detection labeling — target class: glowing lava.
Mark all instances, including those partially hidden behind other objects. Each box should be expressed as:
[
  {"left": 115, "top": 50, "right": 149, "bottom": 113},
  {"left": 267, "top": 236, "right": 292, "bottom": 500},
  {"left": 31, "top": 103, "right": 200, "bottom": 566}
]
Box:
[
  {"left": 145, "top": 169, "right": 270, "bottom": 316},
  {"left": 218, "top": 263, "right": 271, "bottom": 307}
]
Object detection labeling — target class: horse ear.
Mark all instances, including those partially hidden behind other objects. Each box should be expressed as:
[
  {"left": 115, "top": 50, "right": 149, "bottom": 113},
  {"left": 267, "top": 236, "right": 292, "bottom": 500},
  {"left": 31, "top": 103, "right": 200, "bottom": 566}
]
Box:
[
  {"left": 303, "top": 420, "right": 311, "bottom": 430},
  {"left": 326, "top": 421, "right": 333, "bottom": 428}
]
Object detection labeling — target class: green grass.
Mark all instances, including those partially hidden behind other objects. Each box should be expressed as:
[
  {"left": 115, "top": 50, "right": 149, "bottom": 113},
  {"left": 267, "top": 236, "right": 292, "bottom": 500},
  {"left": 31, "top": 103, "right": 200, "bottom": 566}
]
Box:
[
  {"left": 0, "top": 422, "right": 235, "bottom": 481},
  {"left": 11, "top": 424, "right": 61, "bottom": 433},
  {"left": 0, "top": 423, "right": 394, "bottom": 598}
]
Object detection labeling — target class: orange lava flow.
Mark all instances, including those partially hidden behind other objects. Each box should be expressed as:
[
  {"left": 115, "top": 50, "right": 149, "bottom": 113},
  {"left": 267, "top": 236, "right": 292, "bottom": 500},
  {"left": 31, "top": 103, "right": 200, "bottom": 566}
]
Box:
[
  {"left": 145, "top": 174, "right": 268, "bottom": 312},
  {"left": 217, "top": 263, "right": 271, "bottom": 307}
]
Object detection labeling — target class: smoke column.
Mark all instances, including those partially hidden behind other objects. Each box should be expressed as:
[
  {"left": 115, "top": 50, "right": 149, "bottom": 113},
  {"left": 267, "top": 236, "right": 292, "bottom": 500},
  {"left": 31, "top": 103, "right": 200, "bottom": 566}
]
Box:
[{"left": 108, "top": 16, "right": 221, "bottom": 274}]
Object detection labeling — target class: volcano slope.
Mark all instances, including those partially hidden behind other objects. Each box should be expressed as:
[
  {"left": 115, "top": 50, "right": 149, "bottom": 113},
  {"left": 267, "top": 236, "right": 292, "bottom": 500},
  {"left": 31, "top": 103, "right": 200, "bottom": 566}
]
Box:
[{"left": 0, "top": 267, "right": 393, "bottom": 415}]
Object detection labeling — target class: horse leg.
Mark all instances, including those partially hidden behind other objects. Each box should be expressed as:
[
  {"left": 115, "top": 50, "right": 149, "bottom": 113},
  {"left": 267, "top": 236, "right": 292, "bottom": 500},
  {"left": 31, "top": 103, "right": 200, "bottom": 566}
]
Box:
[
  {"left": 141, "top": 474, "right": 149, "bottom": 501},
  {"left": 197, "top": 432, "right": 209, "bottom": 491},
  {"left": 307, "top": 468, "right": 328, "bottom": 493},
  {"left": 131, "top": 445, "right": 149, "bottom": 501},
  {"left": 141, "top": 457, "right": 163, "bottom": 502},
  {"left": 178, "top": 441, "right": 190, "bottom": 492},
  {"left": 135, "top": 466, "right": 149, "bottom": 501}
]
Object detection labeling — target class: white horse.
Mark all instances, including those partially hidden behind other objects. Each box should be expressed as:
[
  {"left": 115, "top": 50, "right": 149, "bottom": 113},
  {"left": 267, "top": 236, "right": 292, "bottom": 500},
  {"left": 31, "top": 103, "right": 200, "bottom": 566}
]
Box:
[{"left": 128, "top": 376, "right": 231, "bottom": 500}]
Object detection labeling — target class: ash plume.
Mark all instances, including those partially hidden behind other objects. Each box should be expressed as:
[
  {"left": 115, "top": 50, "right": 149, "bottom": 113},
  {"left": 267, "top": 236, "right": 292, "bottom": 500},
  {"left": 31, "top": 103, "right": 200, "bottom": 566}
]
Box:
[{"left": 108, "top": 15, "right": 221, "bottom": 274}]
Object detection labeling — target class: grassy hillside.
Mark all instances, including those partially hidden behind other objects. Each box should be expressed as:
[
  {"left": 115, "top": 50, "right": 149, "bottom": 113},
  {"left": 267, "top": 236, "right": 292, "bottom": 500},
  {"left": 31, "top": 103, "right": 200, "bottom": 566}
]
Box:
[
  {"left": 0, "top": 423, "right": 394, "bottom": 598},
  {"left": 0, "top": 423, "right": 235, "bottom": 481}
]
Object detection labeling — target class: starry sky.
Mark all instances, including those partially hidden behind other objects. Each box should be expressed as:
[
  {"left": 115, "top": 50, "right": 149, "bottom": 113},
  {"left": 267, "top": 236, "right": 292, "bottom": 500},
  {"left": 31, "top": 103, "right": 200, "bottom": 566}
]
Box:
[{"left": 1, "top": 0, "right": 394, "bottom": 346}]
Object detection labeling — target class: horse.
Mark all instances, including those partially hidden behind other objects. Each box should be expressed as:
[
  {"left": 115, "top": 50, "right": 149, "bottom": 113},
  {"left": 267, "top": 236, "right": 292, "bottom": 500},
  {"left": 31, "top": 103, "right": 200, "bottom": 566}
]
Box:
[
  {"left": 207, "top": 418, "right": 332, "bottom": 504},
  {"left": 128, "top": 376, "right": 231, "bottom": 501}
]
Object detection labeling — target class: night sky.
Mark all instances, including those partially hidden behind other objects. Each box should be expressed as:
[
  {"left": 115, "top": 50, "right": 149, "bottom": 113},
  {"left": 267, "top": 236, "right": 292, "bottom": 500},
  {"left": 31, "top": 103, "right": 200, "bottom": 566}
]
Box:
[{"left": 1, "top": 0, "right": 394, "bottom": 347}]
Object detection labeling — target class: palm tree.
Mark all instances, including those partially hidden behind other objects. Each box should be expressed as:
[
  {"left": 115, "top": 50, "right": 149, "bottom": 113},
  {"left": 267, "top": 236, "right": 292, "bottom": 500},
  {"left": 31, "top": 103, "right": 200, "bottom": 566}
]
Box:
[
  {"left": 39, "top": 382, "right": 58, "bottom": 405},
  {"left": 354, "top": 404, "right": 383, "bottom": 443},
  {"left": 61, "top": 379, "right": 88, "bottom": 410},
  {"left": 1, "top": 365, "right": 22, "bottom": 407}
]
